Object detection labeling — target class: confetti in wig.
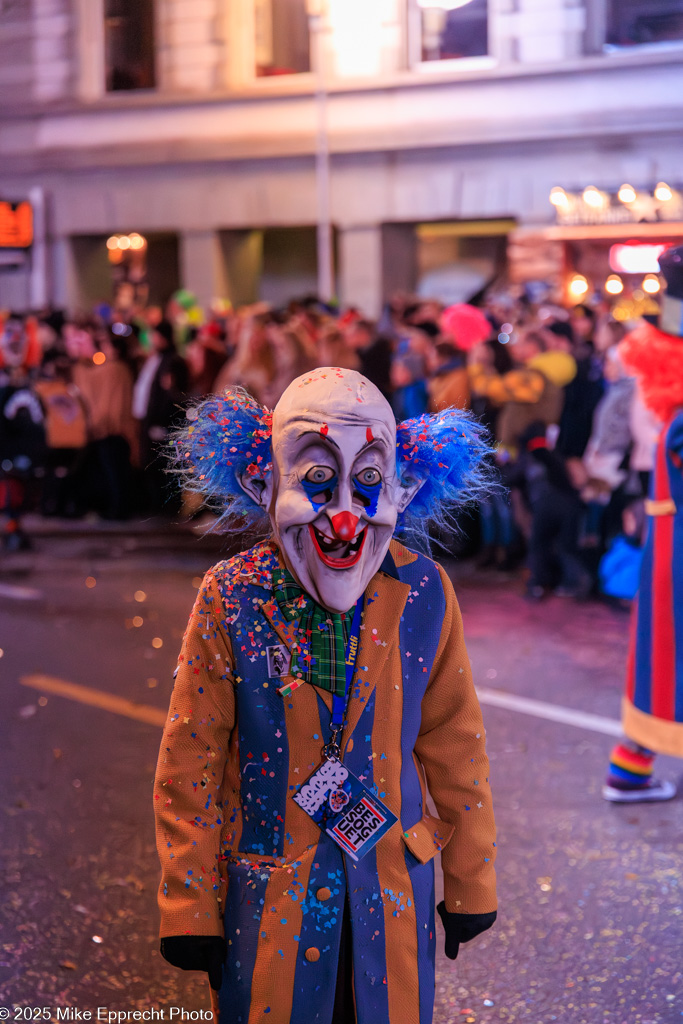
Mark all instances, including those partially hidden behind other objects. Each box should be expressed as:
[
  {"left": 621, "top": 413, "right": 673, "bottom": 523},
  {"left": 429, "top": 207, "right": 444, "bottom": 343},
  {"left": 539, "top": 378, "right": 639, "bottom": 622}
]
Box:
[
  {"left": 395, "top": 407, "right": 494, "bottom": 546},
  {"left": 619, "top": 323, "right": 683, "bottom": 424},
  {"left": 172, "top": 388, "right": 273, "bottom": 531},
  {"left": 172, "top": 388, "right": 494, "bottom": 542}
]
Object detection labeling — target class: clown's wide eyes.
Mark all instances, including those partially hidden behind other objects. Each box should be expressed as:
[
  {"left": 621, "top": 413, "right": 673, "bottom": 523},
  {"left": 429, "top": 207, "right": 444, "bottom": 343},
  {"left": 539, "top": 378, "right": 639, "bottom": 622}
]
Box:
[
  {"left": 305, "top": 466, "right": 336, "bottom": 485},
  {"left": 357, "top": 468, "right": 381, "bottom": 487}
]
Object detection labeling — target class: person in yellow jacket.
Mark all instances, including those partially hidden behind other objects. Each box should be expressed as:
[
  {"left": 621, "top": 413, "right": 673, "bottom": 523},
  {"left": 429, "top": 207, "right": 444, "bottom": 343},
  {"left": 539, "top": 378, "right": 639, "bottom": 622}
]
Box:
[
  {"left": 154, "top": 369, "right": 497, "bottom": 1024},
  {"left": 469, "top": 330, "right": 577, "bottom": 454}
]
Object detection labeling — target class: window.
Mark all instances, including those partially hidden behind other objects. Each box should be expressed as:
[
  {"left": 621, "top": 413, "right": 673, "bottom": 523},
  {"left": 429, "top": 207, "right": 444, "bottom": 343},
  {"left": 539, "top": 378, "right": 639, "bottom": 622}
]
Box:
[
  {"left": 606, "top": 0, "right": 683, "bottom": 48},
  {"left": 105, "top": 0, "right": 156, "bottom": 91},
  {"left": 420, "top": 0, "right": 488, "bottom": 62},
  {"left": 255, "top": 0, "right": 311, "bottom": 76}
]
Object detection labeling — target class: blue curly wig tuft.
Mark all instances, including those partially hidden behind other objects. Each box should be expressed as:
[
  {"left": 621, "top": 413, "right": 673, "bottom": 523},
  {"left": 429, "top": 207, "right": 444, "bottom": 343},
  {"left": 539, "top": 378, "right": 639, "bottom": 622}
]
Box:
[
  {"left": 395, "top": 407, "right": 494, "bottom": 546},
  {"left": 170, "top": 388, "right": 273, "bottom": 530}
]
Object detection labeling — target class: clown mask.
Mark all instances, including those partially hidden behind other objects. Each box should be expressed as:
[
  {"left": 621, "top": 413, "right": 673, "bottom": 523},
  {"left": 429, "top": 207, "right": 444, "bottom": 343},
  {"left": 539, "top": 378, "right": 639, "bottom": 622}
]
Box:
[{"left": 240, "top": 369, "right": 422, "bottom": 613}]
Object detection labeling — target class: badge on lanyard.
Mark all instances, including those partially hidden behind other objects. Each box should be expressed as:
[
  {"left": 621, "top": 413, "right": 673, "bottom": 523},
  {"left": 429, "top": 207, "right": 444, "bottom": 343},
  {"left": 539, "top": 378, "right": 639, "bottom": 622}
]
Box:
[
  {"left": 293, "top": 756, "right": 397, "bottom": 861},
  {"left": 290, "top": 597, "right": 397, "bottom": 860}
]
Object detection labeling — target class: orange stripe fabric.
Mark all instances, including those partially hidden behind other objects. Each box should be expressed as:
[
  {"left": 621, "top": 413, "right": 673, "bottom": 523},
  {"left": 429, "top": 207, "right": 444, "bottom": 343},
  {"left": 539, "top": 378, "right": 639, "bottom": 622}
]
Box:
[
  {"left": 371, "top": 627, "right": 421, "bottom": 1024},
  {"left": 247, "top": 684, "right": 323, "bottom": 1024},
  {"left": 154, "top": 571, "right": 236, "bottom": 938}
]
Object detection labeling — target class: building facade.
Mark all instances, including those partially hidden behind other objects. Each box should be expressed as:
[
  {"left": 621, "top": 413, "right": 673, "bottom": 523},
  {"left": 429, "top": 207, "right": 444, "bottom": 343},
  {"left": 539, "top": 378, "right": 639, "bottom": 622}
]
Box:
[{"left": 1, "top": 0, "right": 683, "bottom": 316}]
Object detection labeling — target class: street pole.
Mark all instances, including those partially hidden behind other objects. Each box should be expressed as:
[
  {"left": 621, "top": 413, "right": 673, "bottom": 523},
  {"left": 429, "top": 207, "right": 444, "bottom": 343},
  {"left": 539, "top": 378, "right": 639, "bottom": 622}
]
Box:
[
  {"left": 307, "top": 1, "right": 334, "bottom": 304},
  {"left": 28, "top": 185, "right": 48, "bottom": 310}
]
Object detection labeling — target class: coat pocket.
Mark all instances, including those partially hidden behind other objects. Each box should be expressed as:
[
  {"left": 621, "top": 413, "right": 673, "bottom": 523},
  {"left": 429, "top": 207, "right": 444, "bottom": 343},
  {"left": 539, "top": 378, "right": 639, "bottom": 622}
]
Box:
[{"left": 401, "top": 812, "right": 454, "bottom": 865}]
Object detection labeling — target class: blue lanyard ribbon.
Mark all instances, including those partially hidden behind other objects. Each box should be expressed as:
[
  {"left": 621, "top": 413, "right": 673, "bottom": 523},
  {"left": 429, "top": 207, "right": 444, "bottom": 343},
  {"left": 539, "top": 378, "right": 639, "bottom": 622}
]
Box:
[{"left": 327, "top": 596, "right": 364, "bottom": 752}]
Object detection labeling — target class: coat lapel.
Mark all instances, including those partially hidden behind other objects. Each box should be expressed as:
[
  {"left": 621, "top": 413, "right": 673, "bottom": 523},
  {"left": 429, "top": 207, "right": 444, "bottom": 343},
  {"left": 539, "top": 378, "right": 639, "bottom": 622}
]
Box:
[
  {"left": 342, "top": 569, "right": 411, "bottom": 750},
  {"left": 258, "top": 596, "right": 298, "bottom": 653}
]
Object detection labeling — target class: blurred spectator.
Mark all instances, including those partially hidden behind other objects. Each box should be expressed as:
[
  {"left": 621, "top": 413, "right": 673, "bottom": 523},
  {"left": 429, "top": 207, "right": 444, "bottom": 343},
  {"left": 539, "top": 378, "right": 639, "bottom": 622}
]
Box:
[
  {"left": 267, "top": 320, "right": 318, "bottom": 405},
  {"left": 439, "top": 303, "right": 491, "bottom": 354},
  {"left": 317, "top": 324, "right": 359, "bottom": 372},
  {"left": 344, "top": 319, "right": 393, "bottom": 401},
  {"left": 0, "top": 312, "right": 42, "bottom": 380},
  {"left": 213, "top": 310, "right": 275, "bottom": 405},
  {"left": 391, "top": 328, "right": 434, "bottom": 420},
  {"left": 428, "top": 342, "right": 470, "bottom": 413},
  {"left": 34, "top": 355, "right": 88, "bottom": 517},
  {"left": 512, "top": 421, "right": 590, "bottom": 601},
  {"left": 629, "top": 387, "right": 660, "bottom": 490},
  {"left": 556, "top": 307, "right": 605, "bottom": 460},
  {"left": 132, "top": 319, "right": 188, "bottom": 514},
  {"left": 593, "top": 315, "right": 627, "bottom": 356},
  {"left": 186, "top": 324, "right": 228, "bottom": 398},
  {"left": 469, "top": 329, "right": 576, "bottom": 453},
  {"left": 0, "top": 314, "right": 47, "bottom": 549},
  {"left": 581, "top": 347, "right": 635, "bottom": 538},
  {"left": 75, "top": 329, "right": 138, "bottom": 519}
]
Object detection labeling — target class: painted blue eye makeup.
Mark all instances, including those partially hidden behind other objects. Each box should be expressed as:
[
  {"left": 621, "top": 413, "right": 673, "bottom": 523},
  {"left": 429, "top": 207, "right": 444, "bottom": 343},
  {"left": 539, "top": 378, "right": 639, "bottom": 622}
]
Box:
[
  {"left": 353, "top": 469, "right": 382, "bottom": 517},
  {"left": 302, "top": 466, "right": 338, "bottom": 511}
]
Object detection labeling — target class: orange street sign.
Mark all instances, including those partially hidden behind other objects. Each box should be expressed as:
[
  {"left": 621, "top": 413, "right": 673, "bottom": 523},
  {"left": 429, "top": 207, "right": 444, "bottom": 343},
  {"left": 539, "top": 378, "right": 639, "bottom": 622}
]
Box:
[{"left": 0, "top": 201, "right": 33, "bottom": 248}]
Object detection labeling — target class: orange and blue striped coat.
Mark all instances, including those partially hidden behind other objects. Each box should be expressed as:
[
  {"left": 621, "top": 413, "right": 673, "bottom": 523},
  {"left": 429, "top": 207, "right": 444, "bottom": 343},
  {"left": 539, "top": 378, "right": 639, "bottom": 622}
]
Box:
[{"left": 153, "top": 538, "right": 497, "bottom": 1024}]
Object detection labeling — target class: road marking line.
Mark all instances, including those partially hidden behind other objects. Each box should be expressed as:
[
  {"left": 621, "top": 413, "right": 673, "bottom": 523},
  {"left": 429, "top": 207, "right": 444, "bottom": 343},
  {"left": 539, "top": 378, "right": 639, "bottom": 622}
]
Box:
[
  {"left": 0, "top": 582, "right": 43, "bottom": 601},
  {"left": 20, "top": 674, "right": 166, "bottom": 728},
  {"left": 476, "top": 686, "right": 622, "bottom": 737},
  {"left": 20, "top": 674, "right": 622, "bottom": 739}
]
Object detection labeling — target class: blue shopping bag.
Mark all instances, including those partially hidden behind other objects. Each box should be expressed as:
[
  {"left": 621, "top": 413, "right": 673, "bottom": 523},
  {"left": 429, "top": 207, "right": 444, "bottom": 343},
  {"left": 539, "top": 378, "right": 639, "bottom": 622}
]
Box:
[{"left": 598, "top": 535, "right": 643, "bottom": 601}]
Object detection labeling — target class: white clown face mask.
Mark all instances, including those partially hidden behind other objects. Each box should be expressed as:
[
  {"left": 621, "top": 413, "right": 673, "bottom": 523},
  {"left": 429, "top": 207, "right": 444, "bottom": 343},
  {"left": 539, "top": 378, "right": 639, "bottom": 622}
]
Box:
[{"left": 240, "top": 368, "right": 422, "bottom": 612}]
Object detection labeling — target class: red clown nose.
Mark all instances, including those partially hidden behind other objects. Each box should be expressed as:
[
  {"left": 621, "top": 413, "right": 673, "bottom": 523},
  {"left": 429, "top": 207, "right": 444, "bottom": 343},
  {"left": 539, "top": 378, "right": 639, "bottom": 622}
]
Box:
[{"left": 330, "top": 511, "right": 360, "bottom": 542}]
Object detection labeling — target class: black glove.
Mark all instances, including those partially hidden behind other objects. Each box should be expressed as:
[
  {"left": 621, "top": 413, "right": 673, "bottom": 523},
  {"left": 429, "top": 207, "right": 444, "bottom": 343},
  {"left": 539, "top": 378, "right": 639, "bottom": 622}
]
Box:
[
  {"left": 436, "top": 903, "right": 497, "bottom": 961},
  {"left": 160, "top": 935, "right": 226, "bottom": 991}
]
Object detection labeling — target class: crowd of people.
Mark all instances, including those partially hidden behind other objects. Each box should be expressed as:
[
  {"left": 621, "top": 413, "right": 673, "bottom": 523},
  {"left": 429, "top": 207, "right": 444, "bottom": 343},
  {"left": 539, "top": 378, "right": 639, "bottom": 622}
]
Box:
[{"left": 0, "top": 286, "right": 659, "bottom": 602}]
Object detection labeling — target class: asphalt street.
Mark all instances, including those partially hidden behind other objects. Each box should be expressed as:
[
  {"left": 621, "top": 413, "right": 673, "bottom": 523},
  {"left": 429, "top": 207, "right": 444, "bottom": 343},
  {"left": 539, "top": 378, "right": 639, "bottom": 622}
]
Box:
[{"left": 1, "top": 527, "right": 681, "bottom": 1024}]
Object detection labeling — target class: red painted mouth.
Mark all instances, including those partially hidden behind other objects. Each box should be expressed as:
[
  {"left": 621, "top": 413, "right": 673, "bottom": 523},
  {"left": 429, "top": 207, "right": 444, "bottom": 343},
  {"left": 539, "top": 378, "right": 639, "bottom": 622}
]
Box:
[{"left": 309, "top": 523, "right": 367, "bottom": 569}]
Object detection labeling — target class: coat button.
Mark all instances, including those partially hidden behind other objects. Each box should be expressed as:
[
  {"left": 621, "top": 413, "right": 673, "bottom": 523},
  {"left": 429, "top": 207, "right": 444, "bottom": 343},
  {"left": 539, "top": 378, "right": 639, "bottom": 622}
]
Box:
[
  {"left": 305, "top": 947, "right": 320, "bottom": 962},
  {"left": 316, "top": 887, "right": 332, "bottom": 902}
]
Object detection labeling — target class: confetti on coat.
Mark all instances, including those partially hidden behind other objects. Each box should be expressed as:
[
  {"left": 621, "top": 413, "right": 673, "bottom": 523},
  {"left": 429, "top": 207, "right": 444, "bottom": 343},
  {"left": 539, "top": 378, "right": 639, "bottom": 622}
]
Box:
[{"left": 154, "top": 538, "right": 497, "bottom": 1024}]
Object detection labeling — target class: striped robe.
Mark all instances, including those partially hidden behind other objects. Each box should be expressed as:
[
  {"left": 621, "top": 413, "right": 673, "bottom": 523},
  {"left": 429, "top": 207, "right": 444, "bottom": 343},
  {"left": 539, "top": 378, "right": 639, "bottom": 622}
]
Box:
[
  {"left": 154, "top": 539, "right": 497, "bottom": 1024},
  {"left": 623, "top": 410, "right": 683, "bottom": 756}
]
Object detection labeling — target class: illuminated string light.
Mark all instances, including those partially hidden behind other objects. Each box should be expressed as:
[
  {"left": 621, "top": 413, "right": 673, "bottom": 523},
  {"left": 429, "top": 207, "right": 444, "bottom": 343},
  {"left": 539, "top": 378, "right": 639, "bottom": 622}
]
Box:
[
  {"left": 642, "top": 274, "right": 661, "bottom": 294},
  {"left": 582, "top": 187, "right": 604, "bottom": 209},
  {"left": 618, "top": 184, "right": 636, "bottom": 204},
  {"left": 569, "top": 274, "right": 589, "bottom": 297},
  {"left": 605, "top": 275, "right": 624, "bottom": 296},
  {"left": 549, "top": 187, "right": 568, "bottom": 208},
  {"left": 654, "top": 182, "right": 673, "bottom": 202}
]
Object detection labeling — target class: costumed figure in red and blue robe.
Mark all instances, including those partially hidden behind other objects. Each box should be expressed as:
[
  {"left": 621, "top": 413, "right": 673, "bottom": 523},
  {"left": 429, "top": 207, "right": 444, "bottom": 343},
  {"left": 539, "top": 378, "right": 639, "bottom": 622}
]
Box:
[{"left": 604, "top": 244, "right": 683, "bottom": 802}]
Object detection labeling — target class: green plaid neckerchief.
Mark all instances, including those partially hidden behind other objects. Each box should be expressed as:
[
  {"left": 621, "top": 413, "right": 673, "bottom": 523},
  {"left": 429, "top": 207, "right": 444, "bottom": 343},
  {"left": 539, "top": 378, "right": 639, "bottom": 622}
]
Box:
[{"left": 272, "top": 567, "right": 354, "bottom": 697}]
